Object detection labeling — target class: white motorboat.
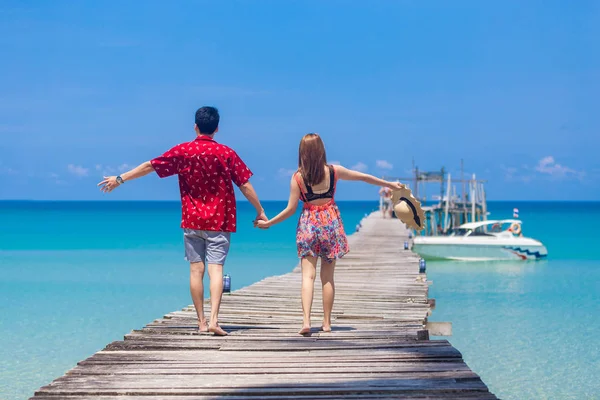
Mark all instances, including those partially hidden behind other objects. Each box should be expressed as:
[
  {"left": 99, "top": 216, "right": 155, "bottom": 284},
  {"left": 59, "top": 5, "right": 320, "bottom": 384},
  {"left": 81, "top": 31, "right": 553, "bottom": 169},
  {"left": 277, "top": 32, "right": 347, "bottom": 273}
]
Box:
[{"left": 412, "top": 219, "right": 548, "bottom": 261}]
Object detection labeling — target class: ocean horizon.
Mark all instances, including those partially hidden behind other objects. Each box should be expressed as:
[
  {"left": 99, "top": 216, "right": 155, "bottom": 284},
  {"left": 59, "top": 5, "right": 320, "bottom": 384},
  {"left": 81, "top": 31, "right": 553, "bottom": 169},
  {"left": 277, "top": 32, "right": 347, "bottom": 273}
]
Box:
[{"left": 1, "top": 200, "right": 599, "bottom": 399}]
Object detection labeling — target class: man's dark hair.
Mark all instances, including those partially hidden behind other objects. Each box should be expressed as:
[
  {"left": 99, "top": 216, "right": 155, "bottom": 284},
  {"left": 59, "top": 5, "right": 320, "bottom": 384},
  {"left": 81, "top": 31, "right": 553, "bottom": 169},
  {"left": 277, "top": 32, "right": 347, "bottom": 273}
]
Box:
[{"left": 195, "top": 106, "right": 220, "bottom": 134}]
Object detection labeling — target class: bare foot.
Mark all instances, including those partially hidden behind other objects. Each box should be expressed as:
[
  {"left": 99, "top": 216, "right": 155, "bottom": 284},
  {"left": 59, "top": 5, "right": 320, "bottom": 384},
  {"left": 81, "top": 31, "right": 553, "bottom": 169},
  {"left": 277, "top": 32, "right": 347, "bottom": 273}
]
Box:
[
  {"left": 298, "top": 326, "right": 311, "bottom": 336},
  {"left": 321, "top": 325, "right": 332, "bottom": 333},
  {"left": 209, "top": 324, "right": 228, "bottom": 336},
  {"left": 198, "top": 320, "right": 208, "bottom": 333}
]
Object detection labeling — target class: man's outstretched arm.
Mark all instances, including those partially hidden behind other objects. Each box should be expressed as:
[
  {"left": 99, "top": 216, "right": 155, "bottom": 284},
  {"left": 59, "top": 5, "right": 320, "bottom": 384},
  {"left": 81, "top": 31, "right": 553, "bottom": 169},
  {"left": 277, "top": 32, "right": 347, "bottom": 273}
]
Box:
[
  {"left": 239, "top": 181, "right": 267, "bottom": 223},
  {"left": 98, "top": 161, "right": 154, "bottom": 193}
]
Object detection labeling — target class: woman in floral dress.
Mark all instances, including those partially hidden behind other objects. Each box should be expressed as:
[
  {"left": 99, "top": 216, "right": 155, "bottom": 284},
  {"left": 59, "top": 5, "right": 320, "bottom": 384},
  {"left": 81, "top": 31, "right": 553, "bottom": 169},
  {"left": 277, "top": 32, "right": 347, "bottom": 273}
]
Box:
[{"left": 257, "top": 133, "right": 404, "bottom": 335}]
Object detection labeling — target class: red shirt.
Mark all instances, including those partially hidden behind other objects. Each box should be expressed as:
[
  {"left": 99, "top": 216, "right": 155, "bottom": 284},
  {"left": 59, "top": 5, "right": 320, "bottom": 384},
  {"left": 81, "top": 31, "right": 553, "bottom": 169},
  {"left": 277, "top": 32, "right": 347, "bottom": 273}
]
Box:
[{"left": 150, "top": 135, "right": 252, "bottom": 232}]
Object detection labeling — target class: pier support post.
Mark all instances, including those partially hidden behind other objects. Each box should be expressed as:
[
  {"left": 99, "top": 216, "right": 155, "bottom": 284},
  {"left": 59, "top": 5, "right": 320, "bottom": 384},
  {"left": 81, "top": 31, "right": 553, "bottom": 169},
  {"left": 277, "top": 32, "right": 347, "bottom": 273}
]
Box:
[{"left": 417, "top": 330, "right": 430, "bottom": 340}]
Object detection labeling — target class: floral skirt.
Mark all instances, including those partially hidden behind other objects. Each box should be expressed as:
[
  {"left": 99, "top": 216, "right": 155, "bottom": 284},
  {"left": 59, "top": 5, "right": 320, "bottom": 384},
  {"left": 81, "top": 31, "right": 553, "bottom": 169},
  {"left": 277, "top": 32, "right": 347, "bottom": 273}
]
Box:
[{"left": 296, "top": 201, "right": 349, "bottom": 262}]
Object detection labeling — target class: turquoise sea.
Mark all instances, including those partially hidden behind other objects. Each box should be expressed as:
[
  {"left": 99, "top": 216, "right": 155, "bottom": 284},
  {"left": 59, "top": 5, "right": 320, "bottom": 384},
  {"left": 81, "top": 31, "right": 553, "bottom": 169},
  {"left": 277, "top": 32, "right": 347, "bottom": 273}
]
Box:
[{"left": 1, "top": 200, "right": 599, "bottom": 399}]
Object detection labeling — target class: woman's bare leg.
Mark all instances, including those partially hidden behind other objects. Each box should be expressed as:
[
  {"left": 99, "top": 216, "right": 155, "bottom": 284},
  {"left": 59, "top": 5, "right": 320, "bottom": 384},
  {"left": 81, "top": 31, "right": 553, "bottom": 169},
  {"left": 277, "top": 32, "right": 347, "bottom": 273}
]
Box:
[
  {"left": 320, "top": 258, "right": 336, "bottom": 332},
  {"left": 299, "top": 256, "right": 318, "bottom": 335}
]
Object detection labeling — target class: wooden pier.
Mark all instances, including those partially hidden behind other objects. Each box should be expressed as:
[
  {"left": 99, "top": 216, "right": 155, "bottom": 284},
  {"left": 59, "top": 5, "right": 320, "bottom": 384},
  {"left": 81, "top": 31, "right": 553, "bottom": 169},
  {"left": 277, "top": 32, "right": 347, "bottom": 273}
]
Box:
[{"left": 32, "top": 213, "right": 496, "bottom": 399}]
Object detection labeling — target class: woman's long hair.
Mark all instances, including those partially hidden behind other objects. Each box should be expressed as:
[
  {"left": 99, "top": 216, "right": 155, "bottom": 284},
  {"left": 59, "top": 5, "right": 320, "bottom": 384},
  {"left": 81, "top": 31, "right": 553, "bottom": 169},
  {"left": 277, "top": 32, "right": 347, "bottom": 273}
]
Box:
[{"left": 298, "top": 133, "right": 327, "bottom": 186}]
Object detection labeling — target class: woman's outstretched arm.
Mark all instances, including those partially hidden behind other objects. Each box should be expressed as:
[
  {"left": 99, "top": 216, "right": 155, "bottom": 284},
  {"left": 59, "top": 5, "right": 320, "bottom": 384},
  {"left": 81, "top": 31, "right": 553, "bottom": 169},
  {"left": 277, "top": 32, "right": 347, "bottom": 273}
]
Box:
[
  {"left": 257, "top": 176, "right": 301, "bottom": 229},
  {"left": 334, "top": 165, "right": 405, "bottom": 189}
]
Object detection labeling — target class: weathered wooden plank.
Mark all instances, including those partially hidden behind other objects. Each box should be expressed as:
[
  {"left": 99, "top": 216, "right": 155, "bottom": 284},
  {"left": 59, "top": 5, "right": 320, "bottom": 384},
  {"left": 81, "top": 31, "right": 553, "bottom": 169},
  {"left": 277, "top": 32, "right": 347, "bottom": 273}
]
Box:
[
  {"left": 66, "top": 362, "right": 472, "bottom": 375},
  {"left": 36, "top": 379, "right": 491, "bottom": 396},
  {"left": 125, "top": 330, "right": 425, "bottom": 340},
  {"left": 42, "top": 375, "right": 484, "bottom": 391},
  {"left": 33, "top": 395, "right": 498, "bottom": 400},
  {"left": 108, "top": 339, "right": 458, "bottom": 352}
]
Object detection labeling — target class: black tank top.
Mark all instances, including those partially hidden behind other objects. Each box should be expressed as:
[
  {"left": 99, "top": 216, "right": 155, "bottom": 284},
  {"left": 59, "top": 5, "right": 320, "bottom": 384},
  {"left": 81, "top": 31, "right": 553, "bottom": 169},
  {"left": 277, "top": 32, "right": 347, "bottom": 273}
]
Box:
[{"left": 299, "top": 165, "right": 335, "bottom": 202}]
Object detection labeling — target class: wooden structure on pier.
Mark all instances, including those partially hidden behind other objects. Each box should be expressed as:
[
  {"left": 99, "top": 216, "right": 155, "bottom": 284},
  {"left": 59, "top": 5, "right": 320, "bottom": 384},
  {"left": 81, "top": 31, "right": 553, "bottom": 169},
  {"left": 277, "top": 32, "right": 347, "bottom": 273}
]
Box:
[
  {"left": 32, "top": 213, "right": 496, "bottom": 399},
  {"left": 384, "top": 160, "right": 489, "bottom": 236}
]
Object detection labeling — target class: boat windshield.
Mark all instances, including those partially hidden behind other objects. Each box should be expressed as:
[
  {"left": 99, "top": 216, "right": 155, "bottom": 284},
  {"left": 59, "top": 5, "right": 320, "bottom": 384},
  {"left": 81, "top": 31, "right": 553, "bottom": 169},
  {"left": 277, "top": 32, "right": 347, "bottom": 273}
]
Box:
[
  {"left": 470, "top": 226, "right": 495, "bottom": 236},
  {"left": 447, "top": 228, "right": 470, "bottom": 237}
]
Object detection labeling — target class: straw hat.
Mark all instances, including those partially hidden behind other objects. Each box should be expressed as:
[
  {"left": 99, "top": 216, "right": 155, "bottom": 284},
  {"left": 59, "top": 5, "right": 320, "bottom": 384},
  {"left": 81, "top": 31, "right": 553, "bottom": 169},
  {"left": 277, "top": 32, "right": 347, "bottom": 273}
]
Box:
[{"left": 391, "top": 185, "right": 425, "bottom": 231}]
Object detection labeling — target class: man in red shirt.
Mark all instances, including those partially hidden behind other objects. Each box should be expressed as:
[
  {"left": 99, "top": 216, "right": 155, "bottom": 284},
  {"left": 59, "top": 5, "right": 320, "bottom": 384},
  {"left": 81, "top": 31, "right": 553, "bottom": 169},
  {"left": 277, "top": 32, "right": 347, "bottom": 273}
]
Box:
[{"left": 98, "top": 107, "right": 265, "bottom": 336}]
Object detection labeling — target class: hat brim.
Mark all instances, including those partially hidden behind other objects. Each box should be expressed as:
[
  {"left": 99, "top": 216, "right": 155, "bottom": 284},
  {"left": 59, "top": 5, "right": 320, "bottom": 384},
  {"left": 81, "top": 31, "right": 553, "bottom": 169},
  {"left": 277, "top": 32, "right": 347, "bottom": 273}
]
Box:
[{"left": 391, "top": 186, "right": 426, "bottom": 231}]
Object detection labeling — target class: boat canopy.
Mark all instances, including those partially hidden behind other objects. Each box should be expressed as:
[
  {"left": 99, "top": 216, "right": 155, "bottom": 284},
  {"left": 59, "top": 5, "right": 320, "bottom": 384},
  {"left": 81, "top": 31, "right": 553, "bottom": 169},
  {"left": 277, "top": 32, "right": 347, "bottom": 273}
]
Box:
[{"left": 458, "top": 219, "right": 522, "bottom": 230}]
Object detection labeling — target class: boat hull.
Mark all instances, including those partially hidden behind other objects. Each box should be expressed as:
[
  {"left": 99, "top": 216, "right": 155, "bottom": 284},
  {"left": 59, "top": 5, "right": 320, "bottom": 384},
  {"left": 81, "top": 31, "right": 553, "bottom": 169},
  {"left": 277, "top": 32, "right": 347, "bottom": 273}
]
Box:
[{"left": 412, "top": 239, "right": 548, "bottom": 261}]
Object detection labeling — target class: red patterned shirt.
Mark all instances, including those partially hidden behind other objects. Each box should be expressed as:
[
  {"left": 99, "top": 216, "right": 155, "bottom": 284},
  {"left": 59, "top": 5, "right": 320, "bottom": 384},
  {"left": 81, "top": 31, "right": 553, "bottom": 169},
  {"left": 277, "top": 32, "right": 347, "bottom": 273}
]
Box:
[{"left": 150, "top": 135, "right": 252, "bottom": 232}]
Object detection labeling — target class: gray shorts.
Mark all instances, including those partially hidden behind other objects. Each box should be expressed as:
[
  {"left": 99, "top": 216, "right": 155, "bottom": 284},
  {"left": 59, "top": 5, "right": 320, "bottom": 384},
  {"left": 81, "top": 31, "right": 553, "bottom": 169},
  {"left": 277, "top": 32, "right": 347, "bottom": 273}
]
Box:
[{"left": 183, "top": 229, "right": 231, "bottom": 265}]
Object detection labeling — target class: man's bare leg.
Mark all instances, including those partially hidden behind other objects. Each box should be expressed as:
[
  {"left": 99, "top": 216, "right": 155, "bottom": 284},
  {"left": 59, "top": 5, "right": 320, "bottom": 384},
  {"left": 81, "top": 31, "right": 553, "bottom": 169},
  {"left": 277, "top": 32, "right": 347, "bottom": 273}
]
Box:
[
  {"left": 190, "top": 261, "right": 207, "bottom": 332},
  {"left": 207, "top": 263, "right": 227, "bottom": 336},
  {"left": 320, "top": 258, "right": 336, "bottom": 332},
  {"left": 299, "top": 256, "right": 318, "bottom": 335}
]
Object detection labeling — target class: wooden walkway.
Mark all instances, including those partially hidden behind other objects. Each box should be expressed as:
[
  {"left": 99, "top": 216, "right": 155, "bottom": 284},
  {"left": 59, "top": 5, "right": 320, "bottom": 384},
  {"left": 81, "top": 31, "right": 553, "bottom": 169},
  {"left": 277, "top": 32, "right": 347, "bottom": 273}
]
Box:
[{"left": 32, "top": 213, "right": 497, "bottom": 399}]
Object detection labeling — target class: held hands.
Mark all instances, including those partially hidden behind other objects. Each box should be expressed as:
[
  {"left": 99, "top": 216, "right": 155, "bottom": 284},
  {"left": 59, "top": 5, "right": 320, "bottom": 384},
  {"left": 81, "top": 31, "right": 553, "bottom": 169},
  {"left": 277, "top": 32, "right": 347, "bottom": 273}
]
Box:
[
  {"left": 253, "top": 210, "right": 269, "bottom": 229},
  {"left": 256, "top": 219, "right": 271, "bottom": 229},
  {"left": 98, "top": 176, "right": 120, "bottom": 193}
]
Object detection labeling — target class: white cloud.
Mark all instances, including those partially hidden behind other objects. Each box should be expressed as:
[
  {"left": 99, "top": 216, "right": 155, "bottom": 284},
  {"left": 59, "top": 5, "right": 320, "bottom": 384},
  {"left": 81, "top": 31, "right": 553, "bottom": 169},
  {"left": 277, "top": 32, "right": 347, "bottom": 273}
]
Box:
[
  {"left": 96, "top": 164, "right": 115, "bottom": 175},
  {"left": 351, "top": 162, "right": 368, "bottom": 172},
  {"left": 329, "top": 160, "right": 341, "bottom": 165},
  {"left": 535, "top": 156, "right": 577, "bottom": 178},
  {"left": 278, "top": 168, "right": 297, "bottom": 178},
  {"left": 502, "top": 157, "right": 584, "bottom": 183},
  {"left": 502, "top": 166, "right": 518, "bottom": 179},
  {"left": 118, "top": 163, "right": 133, "bottom": 172},
  {"left": 94, "top": 163, "right": 134, "bottom": 176},
  {"left": 67, "top": 164, "right": 89, "bottom": 177},
  {"left": 43, "top": 172, "right": 67, "bottom": 185},
  {"left": 501, "top": 165, "right": 533, "bottom": 183},
  {"left": 376, "top": 160, "right": 393, "bottom": 170},
  {"left": 0, "top": 166, "right": 18, "bottom": 175}
]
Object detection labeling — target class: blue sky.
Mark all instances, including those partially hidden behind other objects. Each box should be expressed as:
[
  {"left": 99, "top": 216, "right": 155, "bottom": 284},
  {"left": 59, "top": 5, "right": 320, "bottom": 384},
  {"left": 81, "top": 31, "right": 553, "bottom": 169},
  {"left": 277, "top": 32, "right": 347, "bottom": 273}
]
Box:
[{"left": 1, "top": 0, "right": 598, "bottom": 201}]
